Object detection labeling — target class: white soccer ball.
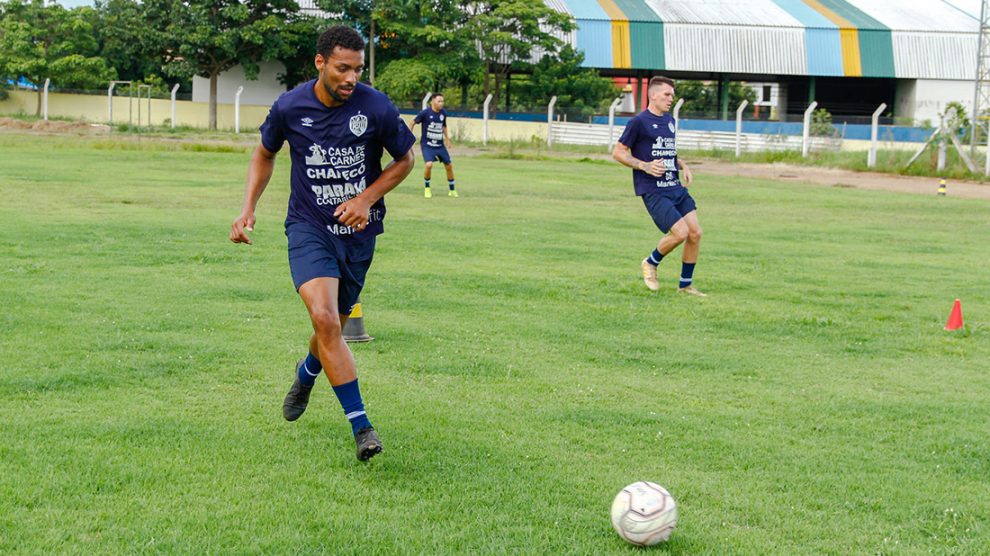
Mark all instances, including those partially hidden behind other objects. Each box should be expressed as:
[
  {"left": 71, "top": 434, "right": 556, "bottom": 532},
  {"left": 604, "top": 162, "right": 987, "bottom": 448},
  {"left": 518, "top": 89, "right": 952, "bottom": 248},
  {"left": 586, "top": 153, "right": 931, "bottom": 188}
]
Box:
[{"left": 610, "top": 481, "right": 678, "bottom": 546}]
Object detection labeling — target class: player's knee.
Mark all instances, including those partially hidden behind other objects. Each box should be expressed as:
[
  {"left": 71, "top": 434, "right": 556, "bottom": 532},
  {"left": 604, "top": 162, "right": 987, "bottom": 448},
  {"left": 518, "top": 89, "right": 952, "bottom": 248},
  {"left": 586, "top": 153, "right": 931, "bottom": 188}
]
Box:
[
  {"left": 669, "top": 225, "right": 689, "bottom": 243},
  {"left": 425, "top": 161, "right": 434, "bottom": 170},
  {"left": 688, "top": 227, "right": 703, "bottom": 243},
  {"left": 310, "top": 308, "right": 342, "bottom": 339}
]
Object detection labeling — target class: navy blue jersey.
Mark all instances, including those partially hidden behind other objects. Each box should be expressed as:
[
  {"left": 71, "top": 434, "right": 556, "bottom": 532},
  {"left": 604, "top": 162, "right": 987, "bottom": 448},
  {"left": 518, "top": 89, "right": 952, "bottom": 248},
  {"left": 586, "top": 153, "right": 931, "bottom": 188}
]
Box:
[
  {"left": 617, "top": 110, "right": 682, "bottom": 196},
  {"left": 259, "top": 80, "right": 415, "bottom": 243},
  {"left": 413, "top": 107, "right": 447, "bottom": 148}
]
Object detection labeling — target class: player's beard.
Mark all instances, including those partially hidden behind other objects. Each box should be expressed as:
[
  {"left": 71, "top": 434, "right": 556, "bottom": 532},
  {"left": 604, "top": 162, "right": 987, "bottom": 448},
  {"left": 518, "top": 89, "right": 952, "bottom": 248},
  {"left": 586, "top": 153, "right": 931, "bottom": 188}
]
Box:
[{"left": 321, "top": 74, "right": 353, "bottom": 104}]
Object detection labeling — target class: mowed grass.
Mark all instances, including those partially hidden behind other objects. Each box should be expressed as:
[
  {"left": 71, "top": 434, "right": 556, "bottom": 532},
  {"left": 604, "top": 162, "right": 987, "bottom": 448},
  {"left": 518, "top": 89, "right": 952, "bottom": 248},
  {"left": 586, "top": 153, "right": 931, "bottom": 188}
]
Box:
[{"left": 1, "top": 133, "right": 988, "bottom": 555}]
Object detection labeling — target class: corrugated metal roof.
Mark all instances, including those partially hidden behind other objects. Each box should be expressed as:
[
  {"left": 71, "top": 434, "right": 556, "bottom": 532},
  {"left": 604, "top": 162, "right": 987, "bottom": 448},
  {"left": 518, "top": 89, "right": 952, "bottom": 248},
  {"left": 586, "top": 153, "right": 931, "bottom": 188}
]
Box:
[
  {"left": 892, "top": 32, "right": 975, "bottom": 79},
  {"left": 646, "top": 0, "right": 804, "bottom": 27},
  {"left": 545, "top": 0, "right": 978, "bottom": 79},
  {"left": 664, "top": 24, "right": 806, "bottom": 74},
  {"left": 850, "top": 0, "right": 977, "bottom": 32}
]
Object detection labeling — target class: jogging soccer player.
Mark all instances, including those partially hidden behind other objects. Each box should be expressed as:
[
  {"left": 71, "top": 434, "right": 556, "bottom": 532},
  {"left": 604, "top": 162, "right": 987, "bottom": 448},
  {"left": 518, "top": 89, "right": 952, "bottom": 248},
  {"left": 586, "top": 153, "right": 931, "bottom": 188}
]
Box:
[
  {"left": 229, "top": 26, "right": 416, "bottom": 461},
  {"left": 409, "top": 93, "right": 457, "bottom": 198},
  {"left": 612, "top": 76, "right": 706, "bottom": 297}
]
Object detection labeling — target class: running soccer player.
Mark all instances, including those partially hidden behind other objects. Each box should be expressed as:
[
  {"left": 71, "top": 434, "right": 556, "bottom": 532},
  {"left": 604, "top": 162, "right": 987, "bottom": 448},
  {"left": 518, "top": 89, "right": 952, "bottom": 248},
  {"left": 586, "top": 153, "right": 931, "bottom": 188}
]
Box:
[
  {"left": 612, "top": 76, "right": 706, "bottom": 296},
  {"left": 409, "top": 93, "right": 457, "bottom": 198},
  {"left": 229, "top": 26, "right": 416, "bottom": 461}
]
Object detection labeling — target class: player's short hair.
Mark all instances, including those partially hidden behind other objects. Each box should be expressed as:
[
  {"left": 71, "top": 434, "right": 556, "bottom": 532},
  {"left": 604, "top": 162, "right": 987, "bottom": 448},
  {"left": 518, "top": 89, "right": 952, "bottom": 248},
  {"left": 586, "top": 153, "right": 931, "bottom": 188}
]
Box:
[
  {"left": 430, "top": 92, "right": 444, "bottom": 101},
  {"left": 316, "top": 26, "right": 366, "bottom": 59},
  {"left": 648, "top": 76, "right": 675, "bottom": 91}
]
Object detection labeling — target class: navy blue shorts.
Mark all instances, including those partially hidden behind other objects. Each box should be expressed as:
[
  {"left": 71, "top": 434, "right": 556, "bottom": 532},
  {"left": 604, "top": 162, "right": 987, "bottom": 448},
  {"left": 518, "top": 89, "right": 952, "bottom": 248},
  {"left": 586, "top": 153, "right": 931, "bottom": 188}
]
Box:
[
  {"left": 641, "top": 188, "right": 697, "bottom": 234},
  {"left": 285, "top": 221, "right": 375, "bottom": 315},
  {"left": 422, "top": 145, "right": 452, "bottom": 165}
]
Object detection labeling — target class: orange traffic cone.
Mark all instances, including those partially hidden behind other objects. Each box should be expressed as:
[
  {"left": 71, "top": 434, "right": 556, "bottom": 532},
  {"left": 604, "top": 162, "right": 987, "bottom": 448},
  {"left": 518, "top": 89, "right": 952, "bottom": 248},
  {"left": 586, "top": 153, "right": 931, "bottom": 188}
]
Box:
[{"left": 944, "top": 299, "right": 964, "bottom": 331}]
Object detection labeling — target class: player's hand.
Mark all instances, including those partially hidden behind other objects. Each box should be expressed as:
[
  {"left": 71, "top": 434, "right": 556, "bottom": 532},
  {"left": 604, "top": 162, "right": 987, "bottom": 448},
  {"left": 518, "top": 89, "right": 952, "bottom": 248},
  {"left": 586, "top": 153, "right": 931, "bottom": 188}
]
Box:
[
  {"left": 681, "top": 164, "right": 693, "bottom": 186},
  {"left": 334, "top": 196, "right": 371, "bottom": 231},
  {"left": 230, "top": 212, "right": 256, "bottom": 244},
  {"left": 641, "top": 160, "right": 666, "bottom": 177},
  {"left": 445, "top": 140, "right": 453, "bottom": 149}
]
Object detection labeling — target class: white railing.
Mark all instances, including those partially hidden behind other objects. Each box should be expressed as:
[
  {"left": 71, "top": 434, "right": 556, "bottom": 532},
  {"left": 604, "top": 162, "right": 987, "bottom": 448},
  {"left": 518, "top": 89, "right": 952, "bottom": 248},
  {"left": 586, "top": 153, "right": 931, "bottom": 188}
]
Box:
[{"left": 549, "top": 121, "right": 841, "bottom": 153}]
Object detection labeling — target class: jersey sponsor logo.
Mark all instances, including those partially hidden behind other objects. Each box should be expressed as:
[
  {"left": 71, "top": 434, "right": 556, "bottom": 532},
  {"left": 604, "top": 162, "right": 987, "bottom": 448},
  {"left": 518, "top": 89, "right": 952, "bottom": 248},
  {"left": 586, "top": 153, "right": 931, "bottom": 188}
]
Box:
[
  {"left": 349, "top": 113, "right": 368, "bottom": 136},
  {"left": 301, "top": 117, "right": 314, "bottom": 127}
]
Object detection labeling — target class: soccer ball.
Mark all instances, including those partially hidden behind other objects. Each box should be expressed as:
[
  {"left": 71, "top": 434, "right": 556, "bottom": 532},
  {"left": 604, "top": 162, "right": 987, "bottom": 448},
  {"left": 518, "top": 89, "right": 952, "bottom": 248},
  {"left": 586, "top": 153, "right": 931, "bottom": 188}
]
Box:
[{"left": 610, "top": 481, "right": 678, "bottom": 546}]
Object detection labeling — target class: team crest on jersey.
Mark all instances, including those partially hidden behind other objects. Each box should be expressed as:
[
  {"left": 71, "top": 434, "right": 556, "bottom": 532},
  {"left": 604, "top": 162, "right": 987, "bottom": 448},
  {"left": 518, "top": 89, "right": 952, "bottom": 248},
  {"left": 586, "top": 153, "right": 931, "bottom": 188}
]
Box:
[
  {"left": 668, "top": 122, "right": 676, "bottom": 134},
  {"left": 301, "top": 117, "right": 314, "bottom": 127},
  {"left": 349, "top": 113, "right": 367, "bottom": 136},
  {"left": 439, "top": 114, "right": 445, "bottom": 122}
]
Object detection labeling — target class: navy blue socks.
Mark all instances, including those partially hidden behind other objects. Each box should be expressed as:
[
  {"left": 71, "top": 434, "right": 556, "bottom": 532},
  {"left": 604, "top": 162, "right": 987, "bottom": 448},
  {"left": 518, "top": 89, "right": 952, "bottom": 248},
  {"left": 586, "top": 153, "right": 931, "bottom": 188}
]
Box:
[
  {"left": 646, "top": 248, "right": 663, "bottom": 266},
  {"left": 680, "top": 262, "right": 696, "bottom": 288},
  {"left": 298, "top": 353, "right": 322, "bottom": 387},
  {"left": 448, "top": 179, "right": 456, "bottom": 190},
  {"left": 332, "top": 379, "right": 372, "bottom": 436},
  {"left": 424, "top": 179, "right": 431, "bottom": 189}
]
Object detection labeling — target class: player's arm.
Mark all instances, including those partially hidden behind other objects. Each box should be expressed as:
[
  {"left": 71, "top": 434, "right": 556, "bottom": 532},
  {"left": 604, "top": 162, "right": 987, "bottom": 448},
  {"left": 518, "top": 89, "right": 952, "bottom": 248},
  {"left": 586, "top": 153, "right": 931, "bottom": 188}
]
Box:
[
  {"left": 443, "top": 124, "right": 452, "bottom": 149},
  {"left": 612, "top": 142, "right": 664, "bottom": 177},
  {"left": 677, "top": 158, "right": 693, "bottom": 186},
  {"left": 230, "top": 144, "right": 277, "bottom": 245},
  {"left": 334, "top": 149, "right": 415, "bottom": 230}
]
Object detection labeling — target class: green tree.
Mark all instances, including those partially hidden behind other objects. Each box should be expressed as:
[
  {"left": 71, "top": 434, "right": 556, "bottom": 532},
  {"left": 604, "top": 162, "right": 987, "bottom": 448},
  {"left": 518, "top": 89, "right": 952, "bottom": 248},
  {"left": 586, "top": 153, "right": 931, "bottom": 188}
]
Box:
[
  {"left": 465, "top": 0, "right": 574, "bottom": 110},
  {"left": 519, "top": 45, "right": 616, "bottom": 120},
  {"left": 675, "top": 80, "right": 755, "bottom": 118},
  {"left": 0, "top": 0, "right": 116, "bottom": 115},
  {"left": 144, "top": 0, "right": 310, "bottom": 129},
  {"left": 87, "top": 0, "right": 165, "bottom": 85}
]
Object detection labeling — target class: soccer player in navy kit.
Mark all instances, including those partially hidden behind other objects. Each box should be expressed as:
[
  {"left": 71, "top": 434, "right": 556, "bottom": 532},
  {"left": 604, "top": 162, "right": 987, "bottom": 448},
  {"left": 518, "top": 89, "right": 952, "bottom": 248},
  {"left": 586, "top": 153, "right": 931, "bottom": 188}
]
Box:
[
  {"left": 409, "top": 93, "right": 457, "bottom": 198},
  {"left": 229, "top": 26, "right": 416, "bottom": 461},
  {"left": 612, "top": 76, "right": 706, "bottom": 297}
]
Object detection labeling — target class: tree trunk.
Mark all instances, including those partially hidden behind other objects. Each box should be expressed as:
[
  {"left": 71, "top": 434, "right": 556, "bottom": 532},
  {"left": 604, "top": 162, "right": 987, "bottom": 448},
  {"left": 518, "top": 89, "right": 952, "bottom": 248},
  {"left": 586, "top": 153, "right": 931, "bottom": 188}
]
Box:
[
  {"left": 209, "top": 71, "right": 218, "bottom": 130},
  {"left": 369, "top": 17, "right": 375, "bottom": 86}
]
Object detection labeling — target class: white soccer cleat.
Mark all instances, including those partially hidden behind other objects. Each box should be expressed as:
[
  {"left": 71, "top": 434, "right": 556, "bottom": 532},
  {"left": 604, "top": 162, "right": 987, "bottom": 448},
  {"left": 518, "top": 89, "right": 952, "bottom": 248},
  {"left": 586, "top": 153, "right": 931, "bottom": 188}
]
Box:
[{"left": 641, "top": 259, "right": 660, "bottom": 291}]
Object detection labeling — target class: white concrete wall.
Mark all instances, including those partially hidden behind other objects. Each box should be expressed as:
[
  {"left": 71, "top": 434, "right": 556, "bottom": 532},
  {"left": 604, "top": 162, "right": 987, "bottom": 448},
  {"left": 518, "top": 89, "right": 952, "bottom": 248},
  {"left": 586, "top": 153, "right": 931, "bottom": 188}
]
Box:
[
  {"left": 900, "top": 79, "right": 974, "bottom": 125},
  {"left": 192, "top": 61, "right": 288, "bottom": 107}
]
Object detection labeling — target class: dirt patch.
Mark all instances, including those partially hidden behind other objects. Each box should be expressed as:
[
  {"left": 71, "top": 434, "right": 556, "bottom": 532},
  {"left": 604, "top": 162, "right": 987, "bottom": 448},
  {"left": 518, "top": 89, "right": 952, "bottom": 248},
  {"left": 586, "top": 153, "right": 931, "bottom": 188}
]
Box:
[
  {"left": 692, "top": 159, "right": 990, "bottom": 201},
  {"left": 0, "top": 117, "right": 110, "bottom": 134}
]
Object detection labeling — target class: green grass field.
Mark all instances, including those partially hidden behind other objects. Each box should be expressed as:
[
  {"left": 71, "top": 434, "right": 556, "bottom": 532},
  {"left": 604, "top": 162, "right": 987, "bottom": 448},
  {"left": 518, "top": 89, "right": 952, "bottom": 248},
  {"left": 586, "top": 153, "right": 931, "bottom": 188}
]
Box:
[{"left": 1, "top": 133, "right": 988, "bottom": 554}]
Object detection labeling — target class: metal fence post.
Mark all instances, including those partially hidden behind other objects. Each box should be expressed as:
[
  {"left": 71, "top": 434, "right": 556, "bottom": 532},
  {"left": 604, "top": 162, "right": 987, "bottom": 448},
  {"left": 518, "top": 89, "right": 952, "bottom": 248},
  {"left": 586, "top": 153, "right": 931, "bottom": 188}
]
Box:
[
  {"left": 868, "top": 103, "right": 887, "bottom": 168},
  {"left": 547, "top": 96, "right": 557, "bottom": 147},
  {"left": 422, "top": 92, "right": 431, "bottom": 110},
  {"left": 735, "top": 100, "right": 749, "bottom": 157},
  {"left": 234, "top": 86, "right": 244, "bottom": 133},
  {"left": 672, "top": 98, "right": 684, "bottom": 134},
  {"left": 802, "top": 101, "right": 818, "bottom": 158},
  {"left": 482, "top": 93, "right": 494, "bottom": 145},
  {"left": 607, "top": 97, "right": 622, "bottom": 151},
  {"left": 170, "top": 84, "right": 180, "bottom": 129},
  {"left": 43, "top": 78, "right": 50, "bottom": 121}
]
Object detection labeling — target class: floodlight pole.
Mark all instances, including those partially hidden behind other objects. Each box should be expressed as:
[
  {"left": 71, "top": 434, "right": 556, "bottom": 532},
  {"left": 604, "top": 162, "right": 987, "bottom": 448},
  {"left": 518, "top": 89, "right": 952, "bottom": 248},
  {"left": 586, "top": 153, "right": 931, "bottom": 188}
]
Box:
[
  {"left": 170, "top": 84, "right": 180, "bottom": 129},
  {"left": 802, "top": 101, "right": 818, "bottom": 158},
  {"left": 735, "top": 100, "right": 749, "bottom": 157},
  {"left": 868, "top": 103, "right": 887, "bottom": 168},
  {"left": 672, "top": 98, "right": 684, "bottom": 134},
  {"left": 482, "top": 93, "right": 494, "bottom": 145},
  {"left": 234, "top": 86, "right": 244, "bottom": 133},
  {"left": 607, "top": 97, "right": 622, "bottom": 151},
  {"left": 422, "top": 92, "right": 431, "bottom": 110},
  {"left": 43, "top": 78, "right": 50, "bottom": 121},
  {"left": 547, "top": 96, "right": 557, "bottom": 147}
]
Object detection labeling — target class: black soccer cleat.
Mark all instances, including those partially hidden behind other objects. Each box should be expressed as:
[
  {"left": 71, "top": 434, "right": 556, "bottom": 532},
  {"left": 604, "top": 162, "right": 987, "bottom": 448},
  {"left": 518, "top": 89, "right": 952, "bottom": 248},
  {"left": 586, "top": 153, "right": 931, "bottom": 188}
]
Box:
[
  {"left": 355, "top": 427, "right": 383, "bottom": 461},
  {"left": 282, "top": 360, "right": 314, "bottom": 422}
]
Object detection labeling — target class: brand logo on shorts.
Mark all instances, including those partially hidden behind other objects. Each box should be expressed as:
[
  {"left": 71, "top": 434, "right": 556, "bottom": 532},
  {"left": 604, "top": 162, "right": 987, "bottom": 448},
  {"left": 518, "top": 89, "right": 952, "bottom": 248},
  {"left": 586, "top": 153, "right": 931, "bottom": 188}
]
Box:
[
  {"left": 349, "top": 113, "right": 367, "bottom": 136},
  {"left": 301, "top": 117, "right": 314, "bottom": 127}
]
